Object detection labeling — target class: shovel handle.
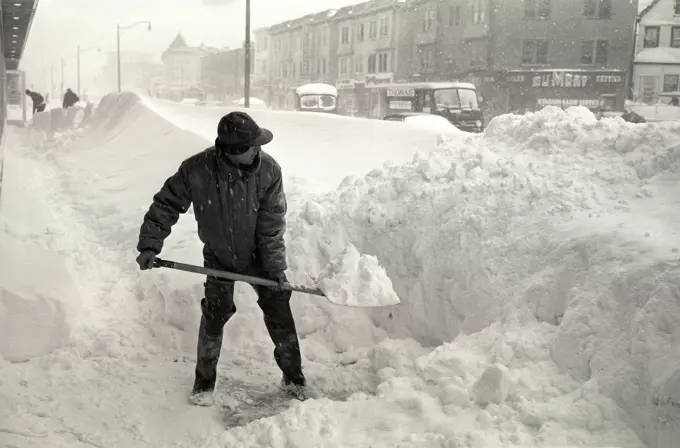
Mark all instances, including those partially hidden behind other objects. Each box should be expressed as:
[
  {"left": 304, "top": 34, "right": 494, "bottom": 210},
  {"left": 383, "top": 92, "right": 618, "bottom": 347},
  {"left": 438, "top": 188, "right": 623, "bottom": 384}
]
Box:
[{"left": 152, "top": 258, "right": 326, "bottom": 297}]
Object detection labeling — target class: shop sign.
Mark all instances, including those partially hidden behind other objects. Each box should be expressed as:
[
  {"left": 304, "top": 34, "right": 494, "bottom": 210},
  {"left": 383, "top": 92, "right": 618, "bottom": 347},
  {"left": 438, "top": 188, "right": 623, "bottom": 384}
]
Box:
[
  {"left": 506, "top": 70, "right": 625, "bottom": 88},
  {"left": 386, "top": 87, "right": 415, "bottom": 97},
  {"left": 389, "top": 100, "right": 412, "bottom": 110},
  {"left": 532, "top": 72, "right": 590, "bottom": 88},
  {"left": 336, "top": 78, "right": 356, "bottom": 90},
  {"left": 537, "top": 98, "right": 601, "bottom": 108},
  {"left": 365, "top": 73, "right": 394, "bottom": 88}
]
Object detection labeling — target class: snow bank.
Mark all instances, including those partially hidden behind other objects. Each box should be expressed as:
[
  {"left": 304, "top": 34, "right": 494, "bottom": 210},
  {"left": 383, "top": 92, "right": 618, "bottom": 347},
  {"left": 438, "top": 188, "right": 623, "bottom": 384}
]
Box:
[
  {"left": 281, "top": 105, "right": 680, "bottom": 446},
  {"left": 0, "top": 134, "right": 81, "bottom": 362},
  {"left": 14, "top": 94, "right": 680, "bottom": 447},
  {"left": 317, "top": 244, "right": 400, "bottom": 307}
]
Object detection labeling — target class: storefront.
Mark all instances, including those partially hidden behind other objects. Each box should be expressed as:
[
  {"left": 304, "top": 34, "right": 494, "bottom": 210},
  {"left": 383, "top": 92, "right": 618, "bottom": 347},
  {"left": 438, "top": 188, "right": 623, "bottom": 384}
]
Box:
[
  {"left": 499, "top": 69, "right": 626, "bottom": 114},
  {"left": 5, "top": 70, "right": 26, "bottom": 126},
  {"left": 335, "top": 73, "right": 395, "bottom": 117}
]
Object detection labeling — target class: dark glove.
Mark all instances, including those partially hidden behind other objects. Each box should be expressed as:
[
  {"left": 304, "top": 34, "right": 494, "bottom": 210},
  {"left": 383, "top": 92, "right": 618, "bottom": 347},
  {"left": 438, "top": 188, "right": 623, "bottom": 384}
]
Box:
[
  {"left": 273, "top": 271, "right": 287, "bottom": 291},
  {"left": 136, "top": 250, "right": 156, "bottom": 271}
]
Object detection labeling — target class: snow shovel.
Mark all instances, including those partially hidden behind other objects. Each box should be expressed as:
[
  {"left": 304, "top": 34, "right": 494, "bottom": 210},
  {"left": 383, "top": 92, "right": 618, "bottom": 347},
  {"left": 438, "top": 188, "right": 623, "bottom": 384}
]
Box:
[{"left": 152, "top": 257, "right": 328, "bottom": 298}]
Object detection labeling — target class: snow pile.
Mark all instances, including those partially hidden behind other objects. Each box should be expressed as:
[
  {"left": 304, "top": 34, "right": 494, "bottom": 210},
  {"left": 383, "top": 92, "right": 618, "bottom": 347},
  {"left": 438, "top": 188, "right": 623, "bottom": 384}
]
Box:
[
  {"left": 278, "top": 105, "right": 680, "bottom": 447},
  {"left": 317, "top": 244, "right": 401, "bottom": 307},
  {"left": 0, "top": 135, "right": 81, "bottom": 362},
  {"left": 4, "top": 94, "right": 680, "bottom": 447}
]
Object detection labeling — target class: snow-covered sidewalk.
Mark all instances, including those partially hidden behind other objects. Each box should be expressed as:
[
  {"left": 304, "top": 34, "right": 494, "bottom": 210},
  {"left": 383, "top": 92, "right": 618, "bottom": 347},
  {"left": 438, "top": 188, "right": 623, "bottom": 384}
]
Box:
[{"left": 2, "top": 94, "right": 680, "bottom": 447}]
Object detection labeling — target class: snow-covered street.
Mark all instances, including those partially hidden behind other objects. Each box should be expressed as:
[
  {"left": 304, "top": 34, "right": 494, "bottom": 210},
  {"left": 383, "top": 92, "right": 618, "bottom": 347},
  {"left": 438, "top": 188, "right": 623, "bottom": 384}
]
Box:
[{"left": 2, "top": 94, "right": 680, "bottom": 447}]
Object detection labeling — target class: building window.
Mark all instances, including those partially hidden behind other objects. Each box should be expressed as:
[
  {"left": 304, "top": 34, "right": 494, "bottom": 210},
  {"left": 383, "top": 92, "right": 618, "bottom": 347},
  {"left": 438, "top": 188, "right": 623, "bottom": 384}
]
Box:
[
  {"left": 378, "top": 52, "right": 389, "bottom": 72},
  {"left": 419, "top": 46, "right": 435, "bottom": 72},
  {"left": 354, "top": 56, "right": 364, "bottom": 74},
  {"left": 449, "top": 5, "right": 461, "bottom": 26},
  {"left": 369, "top": 20, "right": 377, "bottom": 39},
  {"left": 525, "top": 0, "right": 550, "bottom": 19},
  {"left": 379, "top": 16, "right": 389, "bottom": 37},
  {"left": 472, "top": 0, "right": 486, "bottom": 24},
  {"left": 584, "top": 0, "right": 612, "bottom": 19},
  {"left": 341, "top": 26, "right": 349, "bottom": 45},
  {"left": 422, "top": 7, "right": 436, "bottom": 31},
  {"left": 339, "top": 57, "right": 349, "bottom": 75},
  {"left": 644, "top": 26, "right": 660, "bottom": 48},
  {"left": 672, "top": 27, "right": 680, "bottom": 48},
  {"left": 580, "top": 40, "right": 608, "bottom": 65},
  {"left": 368, "top": 54, "right": 377, "bottom": 73},
  {"left": 357, "top": 23, "right": 365, "bottom": 42},
  {"left": 676, "top": 0, "right": 680, "bottom": 15},
  {"left": 664, "top": 74, "right": 679, "bottom": 92},
  {"left": 521, "top": 39, "right": 548, "bottom": 64}
]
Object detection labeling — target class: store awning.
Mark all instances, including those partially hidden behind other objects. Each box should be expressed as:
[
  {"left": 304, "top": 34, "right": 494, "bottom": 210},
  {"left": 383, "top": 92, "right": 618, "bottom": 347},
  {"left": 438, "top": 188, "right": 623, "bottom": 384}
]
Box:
[{"left": 2, "top": 0, "right": 39, "bottom": 70}]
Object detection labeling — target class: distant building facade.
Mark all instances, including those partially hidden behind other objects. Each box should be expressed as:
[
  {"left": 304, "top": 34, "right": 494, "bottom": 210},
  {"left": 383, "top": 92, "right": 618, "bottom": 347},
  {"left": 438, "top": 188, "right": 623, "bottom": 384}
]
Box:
[
  {"left": 634, "top": 0, "right": 680, "bottom": 102},
  {"left": 253, "top": 27, "right": 271, "bottom": 103},
  {"left": 254, "top": 0, "right": 639, "bottom": 118},
  {"left": 160, "top": 33, "right": 210, "bottom": 100},
  {"left": 101, "top": 51, "right": 162, "bottom": 95},
  {"left": 201, "top": 48, "right": 253, "bottom": 101}
]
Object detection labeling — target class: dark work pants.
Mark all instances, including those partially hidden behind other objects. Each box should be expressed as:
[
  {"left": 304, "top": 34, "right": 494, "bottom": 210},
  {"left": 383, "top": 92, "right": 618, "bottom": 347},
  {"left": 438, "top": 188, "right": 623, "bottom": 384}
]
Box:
[{"left": 193, "top": 259, "right": 305, "bottom": 393}]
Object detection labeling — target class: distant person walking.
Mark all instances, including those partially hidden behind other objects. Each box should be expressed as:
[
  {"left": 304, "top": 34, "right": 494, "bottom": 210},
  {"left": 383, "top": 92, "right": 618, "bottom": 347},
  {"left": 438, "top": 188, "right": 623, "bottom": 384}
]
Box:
[
  {"left": 25, "top": 89, "right": 46, "bottom": 114},
  {"left": 62, "top": 88, "right": 80, "bottom": 109}
]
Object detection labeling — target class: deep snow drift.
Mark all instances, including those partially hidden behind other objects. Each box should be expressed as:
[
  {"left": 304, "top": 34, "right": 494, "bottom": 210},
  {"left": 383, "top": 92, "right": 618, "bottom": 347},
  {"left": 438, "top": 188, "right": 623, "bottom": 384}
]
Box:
[{"left": 1, "top": 93, "right": 679, "bottom": 447}]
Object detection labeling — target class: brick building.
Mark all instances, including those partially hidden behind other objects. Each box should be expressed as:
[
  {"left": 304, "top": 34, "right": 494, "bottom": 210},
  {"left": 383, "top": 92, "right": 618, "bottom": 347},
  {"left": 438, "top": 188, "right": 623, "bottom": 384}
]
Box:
[
  {"left": 254, "top": 0, "right": 639, "bottom": 118},
  {"left": 408, "top": 0, "right": 638, "bottom": 117}
]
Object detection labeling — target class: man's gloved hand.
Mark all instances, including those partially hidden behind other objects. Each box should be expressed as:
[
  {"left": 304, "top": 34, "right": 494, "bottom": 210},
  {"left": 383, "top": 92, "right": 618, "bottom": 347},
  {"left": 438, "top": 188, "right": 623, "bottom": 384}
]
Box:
[
  {"left": 136, "top": 250, "right": 157, "bottom": 271},
  {"left": 273, "top": 271, "right": 287, "bottom": 291}
]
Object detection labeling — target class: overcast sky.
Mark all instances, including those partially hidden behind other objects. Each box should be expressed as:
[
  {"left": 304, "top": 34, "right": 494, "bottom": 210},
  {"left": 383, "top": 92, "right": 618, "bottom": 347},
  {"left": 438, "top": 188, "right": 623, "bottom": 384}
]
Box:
[{"left": 21, "top": 0, "right": 360, "bottom": 91}]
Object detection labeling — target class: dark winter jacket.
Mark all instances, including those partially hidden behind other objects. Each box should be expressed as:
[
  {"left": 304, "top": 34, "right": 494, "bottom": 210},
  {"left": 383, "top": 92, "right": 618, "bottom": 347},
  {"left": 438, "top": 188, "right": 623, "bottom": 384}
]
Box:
[
  {"left": 28, "top": 92, "right": 44, "bottom": 111},
  {"left": 137, "top": 146, "right": 288, "bottom": 275},
  {"left": 63, "top": 90, "right": 79, "bottom": 109}
]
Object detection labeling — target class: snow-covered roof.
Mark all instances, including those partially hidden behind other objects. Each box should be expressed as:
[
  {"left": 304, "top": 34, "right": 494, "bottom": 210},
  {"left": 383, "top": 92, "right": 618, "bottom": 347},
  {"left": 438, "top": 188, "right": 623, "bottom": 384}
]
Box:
[
  {"left": 639, "top": 0, "right": 662, "bottom": 19},
  {"left": 634, "top": 47, "right": 680, "bottom": 64},
  {"left": 334, "top": 0, "right": 403, "bottom": 21},
  {"left": 268, "top": 8, "right": 338, "bottom": 34},
  {"left": 296, "top": 83, "right": 338, "bottom": 96}
]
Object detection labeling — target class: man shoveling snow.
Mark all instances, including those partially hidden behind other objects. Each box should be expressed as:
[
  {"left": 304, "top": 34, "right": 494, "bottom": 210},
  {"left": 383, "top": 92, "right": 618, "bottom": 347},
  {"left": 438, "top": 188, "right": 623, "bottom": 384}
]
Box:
[{"left": 135, "top": 112, "right": 307, "bottom": 405}]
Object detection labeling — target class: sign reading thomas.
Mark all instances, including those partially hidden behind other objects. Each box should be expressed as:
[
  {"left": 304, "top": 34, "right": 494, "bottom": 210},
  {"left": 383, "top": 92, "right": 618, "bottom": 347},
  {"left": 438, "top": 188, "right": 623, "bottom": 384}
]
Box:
[{"left": 502, "top": 69, "right": 627, "bottom": 114}]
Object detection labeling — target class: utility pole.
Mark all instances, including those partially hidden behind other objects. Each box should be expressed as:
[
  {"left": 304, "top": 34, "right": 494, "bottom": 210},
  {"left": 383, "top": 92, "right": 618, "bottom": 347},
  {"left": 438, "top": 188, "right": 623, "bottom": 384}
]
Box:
[
  {"left": 60, "top": 58, "right": 65, "bottom": 99},
  {"left": 77, "top": 45, "right": 81, "bottom": 97},
  {"left": 50, "top": 64, "right": 54, "bottom": 99},
  {"left": 244, "top": 0, "right": 251, "bottom": 108},
  {"left": 116, "top": 24, "right": 121, "bottom": 93}
]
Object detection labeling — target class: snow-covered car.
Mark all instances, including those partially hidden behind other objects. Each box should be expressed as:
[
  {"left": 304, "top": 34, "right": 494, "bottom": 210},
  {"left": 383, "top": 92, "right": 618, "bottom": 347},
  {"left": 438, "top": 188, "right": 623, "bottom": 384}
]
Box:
[
  {"left": 383, "top": 112, "right": 460, "bottom": 132},
  {"left": 231, "top": 97, "right": 269, "bottom": 110},
  {"left": 179, "top": 98, "right": 200, "bottom": 106},
  {"left": 383, "top": 112, "right": 468, "bottom": 144}
]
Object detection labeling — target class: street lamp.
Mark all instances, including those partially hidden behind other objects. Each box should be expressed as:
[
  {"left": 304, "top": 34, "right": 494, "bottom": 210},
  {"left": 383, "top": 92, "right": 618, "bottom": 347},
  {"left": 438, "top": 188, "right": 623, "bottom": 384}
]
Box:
[
  {"left": 117, "top": 21, "right": 152, "bottom": 93},
  {"left": 244, "top": 0, "right": 251, "bottom": 108},
  {"left": 77, "top": 45, "right": 100, "bottom": 97}
]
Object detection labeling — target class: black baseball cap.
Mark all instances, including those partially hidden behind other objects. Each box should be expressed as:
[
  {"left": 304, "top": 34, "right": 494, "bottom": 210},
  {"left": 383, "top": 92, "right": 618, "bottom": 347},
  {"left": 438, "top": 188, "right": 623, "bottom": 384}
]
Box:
[{"left": 216, "top": 111, "right": 273, "bottom": 154}]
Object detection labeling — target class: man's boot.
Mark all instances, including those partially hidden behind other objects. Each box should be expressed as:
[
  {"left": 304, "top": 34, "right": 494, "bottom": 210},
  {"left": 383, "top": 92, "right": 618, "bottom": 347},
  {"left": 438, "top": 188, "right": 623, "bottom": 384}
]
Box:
[
  {"left": 281, "top": 373, "right": 308, "bottom": 401},
  {"left": 189, "top": 317, "right": 223, "bottom": 406}
]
